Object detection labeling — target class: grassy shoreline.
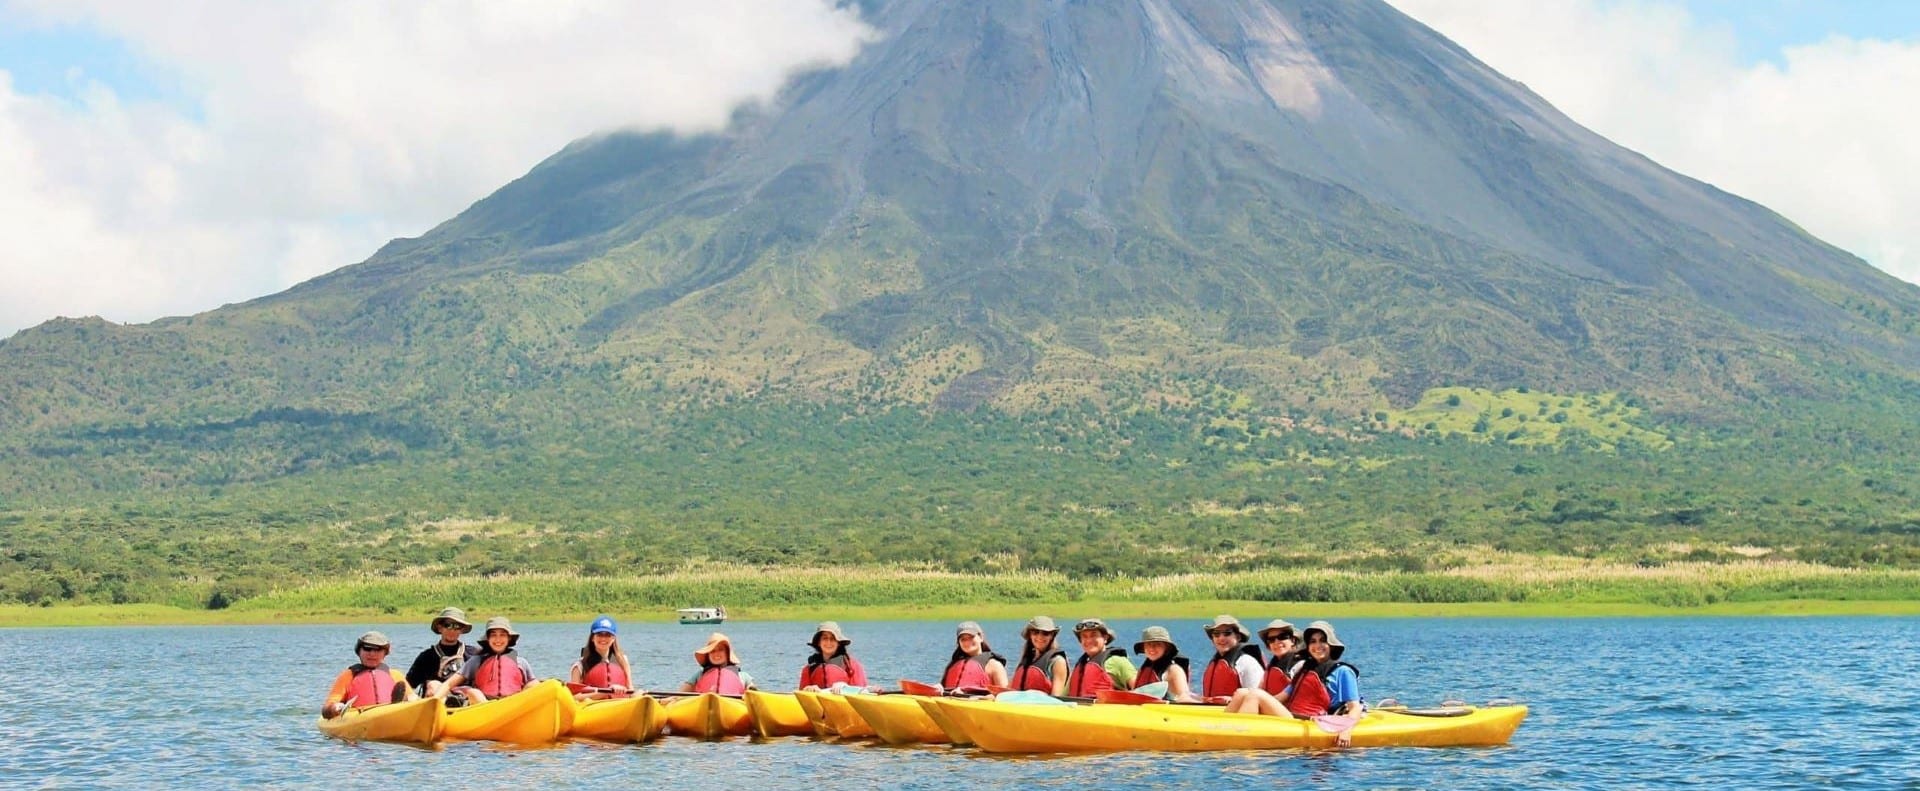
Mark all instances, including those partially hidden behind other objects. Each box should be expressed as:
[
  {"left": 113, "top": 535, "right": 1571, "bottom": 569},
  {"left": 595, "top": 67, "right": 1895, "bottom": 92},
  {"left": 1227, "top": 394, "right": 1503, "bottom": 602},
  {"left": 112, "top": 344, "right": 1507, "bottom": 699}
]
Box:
[
  {"left": 9, "top": 558, "right": 1920, "bottom": 629},
  {"left": 4, "top": 598, "right": 1919, "bottom": 628}
]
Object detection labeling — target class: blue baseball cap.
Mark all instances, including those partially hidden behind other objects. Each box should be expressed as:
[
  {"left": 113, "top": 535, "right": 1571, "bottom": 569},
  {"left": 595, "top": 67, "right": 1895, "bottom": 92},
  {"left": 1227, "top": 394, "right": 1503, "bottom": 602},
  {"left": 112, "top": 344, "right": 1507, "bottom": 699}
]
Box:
[{"left": 590, "top": 615, "right": 618, "bottom": 635}]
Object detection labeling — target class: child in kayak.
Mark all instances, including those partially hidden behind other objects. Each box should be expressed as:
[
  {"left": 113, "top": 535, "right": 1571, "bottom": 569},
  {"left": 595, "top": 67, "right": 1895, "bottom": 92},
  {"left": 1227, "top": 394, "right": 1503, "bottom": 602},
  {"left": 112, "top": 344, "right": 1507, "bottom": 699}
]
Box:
[
  {"left": 439, "top": 616, "right": 538, "bottom": 703},
  {"left": 1198, "top": 614, "right": 1264, "bottom": 703},
  {"left": 1010, "top": 616, "right": 1070, "bottom": 695},
  {"left": 799, "top": 621, "right": 868, "bottom": 691},
  {"left": 321, "top": 631, "right": 416, "bottom": 718},
  {"left": 1065, "top": 618, "right": 1135, "bottom": 697},
  {"left": 405, "top": 606, "right": 478, "bottom": 703},
  {"left": 942, "top": 621, "right": 1008, "bottom": 691},
  {"left": 1131, "top": 625, "right": 1198, "bottom": 702},
  {"left": 568, "top": 615, "right": 633, "bottom": 700},
  {"left": 680, "top": 632, "right": 755, "bottom": 694}
]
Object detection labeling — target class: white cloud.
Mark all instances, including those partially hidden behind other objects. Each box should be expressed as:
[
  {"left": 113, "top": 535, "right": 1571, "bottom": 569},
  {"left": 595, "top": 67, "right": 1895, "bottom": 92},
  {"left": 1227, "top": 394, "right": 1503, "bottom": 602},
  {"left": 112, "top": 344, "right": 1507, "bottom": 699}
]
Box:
[
  {"left": 1389, "top": 0, "right": 1920, "bottom": 287},
  {"left": 0, "top": 0, "right": 873, "bottom": 336}
]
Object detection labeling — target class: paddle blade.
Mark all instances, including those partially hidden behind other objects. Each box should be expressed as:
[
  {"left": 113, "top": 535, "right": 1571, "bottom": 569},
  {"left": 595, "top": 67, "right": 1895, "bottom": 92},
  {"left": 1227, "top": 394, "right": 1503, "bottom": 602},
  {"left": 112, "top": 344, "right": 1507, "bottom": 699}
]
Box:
[
  {"left": 898, "top": 679, "right": 943, "bottom": 697},
  {"left": 1095, "top": 689, "right": 1162, "bottom": 705}
]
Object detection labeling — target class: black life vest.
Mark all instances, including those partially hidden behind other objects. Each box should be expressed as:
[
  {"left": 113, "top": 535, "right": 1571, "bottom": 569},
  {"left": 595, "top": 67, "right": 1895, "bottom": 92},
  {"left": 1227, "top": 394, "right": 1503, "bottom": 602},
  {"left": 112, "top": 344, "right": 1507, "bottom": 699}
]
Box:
[
  {"left": 1200, "top": 644, "right": 1264, "bottom": 698},
  {"left": 1012, "top": 645, "right": 1068, "bottom": 692},
  {"left": 1133, "top": 654, "right": 1191, "bottom": 690}
]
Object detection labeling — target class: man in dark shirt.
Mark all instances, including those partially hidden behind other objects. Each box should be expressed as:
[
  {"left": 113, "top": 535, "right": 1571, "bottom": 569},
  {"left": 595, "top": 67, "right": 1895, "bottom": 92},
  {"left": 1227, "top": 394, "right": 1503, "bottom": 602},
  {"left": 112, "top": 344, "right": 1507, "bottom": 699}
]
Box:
[{"left": 406, "top": 607, "right": 478, "bottom": 703}]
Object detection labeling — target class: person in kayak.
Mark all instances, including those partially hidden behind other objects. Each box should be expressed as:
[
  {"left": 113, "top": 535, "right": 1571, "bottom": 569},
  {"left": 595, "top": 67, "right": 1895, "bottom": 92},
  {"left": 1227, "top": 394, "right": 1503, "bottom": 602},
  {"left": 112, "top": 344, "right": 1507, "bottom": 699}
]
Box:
[
  {"left": 406, "top": 606, "right": 478, "bottom": 704},
  {"left": 1198, "top": 614, "right": 1264, "bottom": 703},
  {"left": 1225, "top": 620, "right": 1363, "bottom": 717},
  {"left": 1257, "top": 619, "right": 1302, "bottom": 695},
  {"left": 1010, "top": 615, "right": 1070, "bottom": 695},
  {"left": 680, "top": 632, "right": 755, "bottom": 694},
  {"left": 799, "top": 621, "right": 868, "bottom": 691},
  {"left": 1131, "top": 625, "right": 1198, "bottom": 702},
  {"left": 1065, "top": 618, "right": 1135, "bottom": 697},
  {"left": 942, "top": 621, "right": 1008, "bottom": 691},
  {"left": 438, "top": 616, "right": 537, "bottom": 703},
  {"left": 568, "top": 615, "right": 633, "bottom": 700},
  {"left": 321, "top": 631, "right": 416, "bottom": 718}
]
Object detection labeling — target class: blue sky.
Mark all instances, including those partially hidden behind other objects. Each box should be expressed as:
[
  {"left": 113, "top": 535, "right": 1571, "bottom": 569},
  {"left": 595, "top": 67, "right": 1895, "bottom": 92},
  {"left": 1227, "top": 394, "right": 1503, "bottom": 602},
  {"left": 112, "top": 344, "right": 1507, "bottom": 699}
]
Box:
[
  {"left": 0, "top": 19, "right": 187, "bottom": 108},
  {"left": 1677, "top": 0, "right": 1920, "bottom": 62}
]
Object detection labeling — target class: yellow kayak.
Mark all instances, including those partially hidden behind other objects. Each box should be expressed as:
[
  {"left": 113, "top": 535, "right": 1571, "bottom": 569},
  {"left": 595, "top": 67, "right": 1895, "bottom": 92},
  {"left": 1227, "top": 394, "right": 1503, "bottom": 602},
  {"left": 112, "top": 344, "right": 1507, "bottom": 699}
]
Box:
[
  {"left": 316, "top": 697, "right": 445, "bottom": 745},
  {"left": 843, "top": 694, "right": 948, "bottom": 745},
  {"left": 931, "top": 698, "right": 1528, "bottom": 752},
  {"left": 813, "top": 692, "right": 876, "bottom": 738},
  {"left": 914, "top": 697, "right": 974, "bottom": 746},
  {"left": 443, "top": 679, "right": 575, "bottom": 745},
  {"left": 791, "top": 690, "right": 836, "bottom": 737},
  {"left": 743, "top": 690, "right": 815, "bottom": 738},
  {"left": 662, "top": 693, "right": 753, "bottom": 739},
  {"left": 566, "top": 695, "right": 666, "bottom": 743}
]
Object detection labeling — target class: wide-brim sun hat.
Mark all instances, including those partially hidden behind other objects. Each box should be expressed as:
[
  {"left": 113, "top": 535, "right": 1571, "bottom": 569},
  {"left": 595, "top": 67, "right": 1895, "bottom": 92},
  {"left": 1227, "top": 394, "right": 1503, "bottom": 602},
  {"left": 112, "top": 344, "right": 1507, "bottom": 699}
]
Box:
[
  {"left": 1303, "top": 620, "right": 1346, "bottom": 661},
  {"left": 1072, "top": 617, "right": 1117, "bottom": 643},
  {"left": 431, "top": 606, "right": 473, "bottom": 634},
  {"left": 356, "top": 630, "right": 392, "bottom": 649},
  {"left": 1258, "top": 619, "right": 1297, "bottom": 641},
  {"left": 695, "top": 632, "right": 741, "bottom": 664},
  {"left": 810, "top": 621, "right": 851, "bottom": 647},
  {"left": 482, "top": 616, "right": 521, "bottom": 647},
  {"left": 1133, "top": 625, "right": 1176, "bottom": 655},
  {"left": 1201, "top": 614, "right": 1250, "bottom": 642},
  {"left": 1023, "top": 615, "right": 1060, "bottom": 636}
]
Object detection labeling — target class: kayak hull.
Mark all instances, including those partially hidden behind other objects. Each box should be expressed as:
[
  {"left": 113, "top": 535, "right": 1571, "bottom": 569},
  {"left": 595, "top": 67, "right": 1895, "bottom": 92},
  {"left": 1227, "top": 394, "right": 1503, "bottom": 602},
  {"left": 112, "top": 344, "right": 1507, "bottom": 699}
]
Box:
[
  {"left": 567, "top": 695, "right": 667, "bottom": 743},
  {"left": 443, "top": 679, "right": 574, "bottom": 745},
  {"left": 663, "top": 693, "right": 753, "bottom": 739},
  {"left": 791, "top": 690, "right": 836, "bottom": 737},
  {"left": 815, "top": 692, "right": 876, "bottom": 738},
  {"left": 743, "top": 690, "right": 814, "bottom": 738},
  {"left": 915, "top": 697, "right": 974, "bottom": 746},
  {"left": 931, "top": 698, "right": 1528, "bottom": 753},
  {"left": 843, "top": 694, "right": 948, "bottom": 745},
  {"left": 316, "top": 697, "right": 445, "bottom": 745}
]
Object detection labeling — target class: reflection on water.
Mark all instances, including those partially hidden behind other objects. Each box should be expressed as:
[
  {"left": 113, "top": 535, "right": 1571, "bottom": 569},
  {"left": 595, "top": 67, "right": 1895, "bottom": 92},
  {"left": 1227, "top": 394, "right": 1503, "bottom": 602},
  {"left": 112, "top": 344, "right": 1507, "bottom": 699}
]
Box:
[{"left": 0, "top": 617, "right": 1914, "bottom": 788}]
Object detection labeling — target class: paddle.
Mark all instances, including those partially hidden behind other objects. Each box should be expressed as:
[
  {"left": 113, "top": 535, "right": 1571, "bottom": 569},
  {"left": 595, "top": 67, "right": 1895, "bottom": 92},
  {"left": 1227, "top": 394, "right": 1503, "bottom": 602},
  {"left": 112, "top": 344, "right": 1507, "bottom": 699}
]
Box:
[
  {"left": 565, "top": 682, "right": 633, "bottom": 698},
  {"left": 898, "top": 679, "right": 943, "bottom": 697},
  {"left": 1094, "top": 688, "right": 1162, "bottom": 705}
]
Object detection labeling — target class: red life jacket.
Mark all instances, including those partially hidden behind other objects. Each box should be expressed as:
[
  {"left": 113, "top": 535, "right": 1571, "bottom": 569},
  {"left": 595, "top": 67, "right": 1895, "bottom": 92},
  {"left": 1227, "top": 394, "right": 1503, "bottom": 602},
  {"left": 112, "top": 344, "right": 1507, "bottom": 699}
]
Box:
[
  {"left": 1284, "top": 670, "right": 1332, "bottom": 717},
  {"left": 1012, "top": 646, "right": 1067, "bottom": 692},
  {"left": 344, "top": 664, "right": 401, "bottom": 706},
  {"left": 1133, "top": 655, "right": 1190, "bottom": 690},
  {"left": 582, "top": 657, "right": 628, "bottom": 688},
  {"left": 473, "top": 653, "right": 529, "bottom": 698},
  {"left": 942, "top": 649, "right": 1003, "bottom": 689},
  {"left": 1200, "top": 645, "right": 1264, "bottom": 698},
  {"left": 693, "top": 663, "right": 746, "bottom": 695},
  {"left": 1261, "top": 664, "right": 1291, "bottom": 695},
  {"left": 1066, "top": 648, "right": 1127, "bottom": 697},
  {"left": 800, "top": 653, "right": 865, "bottom": 689}
]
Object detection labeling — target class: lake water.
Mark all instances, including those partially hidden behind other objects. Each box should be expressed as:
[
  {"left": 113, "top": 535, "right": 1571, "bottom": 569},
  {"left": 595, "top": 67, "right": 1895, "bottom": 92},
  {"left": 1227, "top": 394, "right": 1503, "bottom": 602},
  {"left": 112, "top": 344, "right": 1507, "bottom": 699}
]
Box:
[{"left": 1, "top": 616, "right": 1914, "bottom": 789}]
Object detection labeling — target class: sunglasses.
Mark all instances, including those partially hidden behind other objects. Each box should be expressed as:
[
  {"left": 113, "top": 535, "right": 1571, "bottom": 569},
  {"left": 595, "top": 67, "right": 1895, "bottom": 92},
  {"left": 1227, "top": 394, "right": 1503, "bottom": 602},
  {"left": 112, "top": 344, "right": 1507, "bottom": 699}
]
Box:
[
  {"left": 433, "top": 620, "right": 461, "bottom": 630},
  {"left": 1207, "top": 629, "right": 1239, "bottom": 637},
  {"left": 356, "top": 644, "right": 388, "bottom": 653},
  {"left": 1265, "top": 634, "right": 1296, "bottom": 643}
]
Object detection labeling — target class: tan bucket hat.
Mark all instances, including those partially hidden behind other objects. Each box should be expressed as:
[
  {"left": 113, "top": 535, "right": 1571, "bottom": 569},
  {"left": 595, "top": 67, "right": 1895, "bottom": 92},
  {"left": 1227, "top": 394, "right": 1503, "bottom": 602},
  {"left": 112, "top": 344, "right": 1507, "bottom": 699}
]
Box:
[
  {"left": 1201, "top": 614, "right": 1250, "bottom": 642},
  {"left": 1023, "top": 615, "right": 1060, "bottom": 636},
  {"left": 1072, "top": 617, "right": 1117, "bottom": 643},
  {"left": 481, "top": 616, "right": 520, "bottom": 647},
  {"left": 810, "top": 621, "right": 851, "bottom": 647},
  {"left": 1258, "top": 619, "right": 1298, "bottom": 642},
  {"left": 1302, "top": 620, "right": 1346, "bottom": 660},
  {"left": 355, "top": 630, "right": 392, "bottom": 649},
  {"left": 695, "top": 632, "right": 740, "bottom": 664},
  {"left": 430, "top": 606, "right": 473, "bottom": 634},
  {"left": 1132, "top": 625, "right": 1176, "bottom": 655}
]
